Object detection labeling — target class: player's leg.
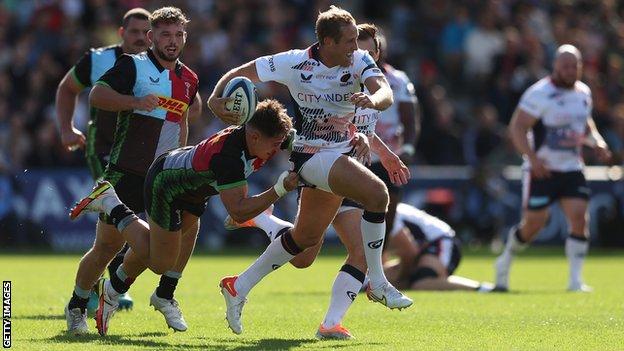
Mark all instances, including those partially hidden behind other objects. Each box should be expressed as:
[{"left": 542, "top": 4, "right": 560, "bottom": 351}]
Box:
[
  {"left": 150, "top": 211, "right": 200, "bottom": 332},
  {"left": 65, "top": 220, "right": 124, "bottom": 335},
  {"left": 221, "top": 187, "right": 343, "bottom": 334},
  {"left": 495, "top": 171, "right": 551, "bottom": 291},
  {"left": 328, "top": 155, "right": 412, "bottom": 309},
  {"left": 369, "top": 161, "right": 403, "bottom": 248},
  {"left": 560, "top": 197, "right": 591, "bottom": 291},
  {"left": 317, "top": 207, "right": 366, "bottom": 339}
]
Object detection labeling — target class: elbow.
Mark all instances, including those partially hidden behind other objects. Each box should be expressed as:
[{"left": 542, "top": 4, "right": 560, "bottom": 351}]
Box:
[
  {"left": 229, "top": 211, "right": 250, "bottom": 224},
  {"left": 378, "top": 94, "right": 394, "bottom": 111},
  {"left": 88, "top": 88, "right": 101, "bottom": 108}
]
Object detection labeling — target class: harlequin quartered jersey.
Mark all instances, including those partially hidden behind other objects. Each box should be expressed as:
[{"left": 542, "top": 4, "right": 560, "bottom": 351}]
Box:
[
  {"left": 518, "top": 77, "right": 592, "bottom": 172},
  {"left": 391, "top": 203, "right": 454, "bottom": 242},
  {"left": 71, "top": 45, "right": 124, "bottom": 156},
  {"left": 255, "top": 43, "right": 385, "bottom": 154},
  {"left": 96, "top": 49, "right": 199, "bottom": 176}
]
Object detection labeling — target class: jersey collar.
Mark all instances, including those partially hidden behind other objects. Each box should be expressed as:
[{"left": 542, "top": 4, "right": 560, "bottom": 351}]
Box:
[{"left": 147, "top": 48, "right": 183, "bottom": 75}]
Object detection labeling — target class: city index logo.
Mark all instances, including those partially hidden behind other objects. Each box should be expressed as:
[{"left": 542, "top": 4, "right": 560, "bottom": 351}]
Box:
[{"left": 157, "top": 96, "right": 188, "bottom": 116}]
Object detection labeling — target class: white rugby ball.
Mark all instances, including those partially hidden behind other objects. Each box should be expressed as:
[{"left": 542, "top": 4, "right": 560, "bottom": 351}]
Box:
[{"left": 222, "top": 76, "right": 258, "bottom": 125}]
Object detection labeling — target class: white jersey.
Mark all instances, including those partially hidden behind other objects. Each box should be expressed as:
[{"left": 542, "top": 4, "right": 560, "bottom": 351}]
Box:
[
  {"left": 518, "top": 77, "right": 592, "bottom": 172},
  {"left": 255, "top": 44, "right": 384, "bottom": 154},
  {"left": 390, "top": 203, "right": 454, "bottom": 243}
]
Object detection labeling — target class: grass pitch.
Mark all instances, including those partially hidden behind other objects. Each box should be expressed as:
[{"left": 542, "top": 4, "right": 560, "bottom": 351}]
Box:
[{"left": 1, "top": 247, "right": 623, "bottom": 350}]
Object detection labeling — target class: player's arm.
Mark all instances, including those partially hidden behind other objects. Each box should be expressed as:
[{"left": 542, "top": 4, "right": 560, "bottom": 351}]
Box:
[
  {"left": 55, "top": 69, "right": 86, "bottom": 151},
  {"left": 508, "top": 108, "right": 550, "bottom": 178},
  {"left": 207, "top": 61, "right": 259, "bottom": 125},
  {"left": 179, "top": 92, "right": 201, "bottom": 147},
  {"left": 89, "top": 55, "right": 159, "bottom": 112},
  {"left": 585, "top": 117, "right": 611, "bottom": 163},
  {"left": 219, "top": 172, "right": 298, "bottom": 223},
  {"left": 370, "top": 133, "right": 410, "bottom": 185},
  {"left": 353, "top": 75, "right": 393, "bottom": 111}
]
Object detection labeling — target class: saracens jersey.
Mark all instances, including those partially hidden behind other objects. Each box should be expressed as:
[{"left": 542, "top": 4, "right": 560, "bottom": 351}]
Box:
[
  {"left": 96, "top": 49, "right": 199, "bottom": 176},
  {"left": 390, "top": 203, "right": 455, "bottom": 243},
  {"left": 151, "top": 126, "right": 270, "bottom": 203},
  {"left": 255, "top": 43, "right": 385, "bottom": 154},
  {"left": 518, "top": 77, "right": 592, "bottom": 172},
  {"left": 351, "top": 63, "right": 418, "bottom": 162}
]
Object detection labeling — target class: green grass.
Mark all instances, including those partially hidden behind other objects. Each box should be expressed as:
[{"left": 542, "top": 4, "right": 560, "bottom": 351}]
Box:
[{"left": 1, "top": 248, "right": 623, "bottom": 350}]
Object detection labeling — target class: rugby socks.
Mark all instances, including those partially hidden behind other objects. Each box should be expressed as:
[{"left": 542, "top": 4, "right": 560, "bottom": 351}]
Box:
[
  {"left": 107, "top": 244, "right": 129, "bottom": 278},
  {"left": 68, "top": 285, "right": 91, "bottom": 312},
  {"left": 495, "top": 226, "right": 526, "bottom": 288},
  {"left": 109, "top": 264, "right": 135, "bottom": 295},
  {"left": 361, "top": 211, "right": 388, "bottom": 289},
  {"left": 322, "top": 264, "right": 365, "bottom": 328},
  {"left": 156, "top": 271, "right": 182, "bottom": 300},
  {"left": 109, "top": 204, "right": 139, "bottom": 232},
  {"left": 234, "top": 229, "right": 302, "bottom": 297},
  {"left": 253, "top": 212, "right": 293, "bottom": 241},
  {"left": 566, "top": 234, "right": 589, "bottom": 288}
]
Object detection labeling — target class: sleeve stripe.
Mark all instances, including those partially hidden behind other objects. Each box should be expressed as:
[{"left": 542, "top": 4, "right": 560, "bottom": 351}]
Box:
[
  {"left": 94, "top": 80, "right": 111, "bottom": 88},
  {"left": 361, "top": 64, "right": 379, "bottom": 74},
  {"left": 216, "top": 180, "right": 247, "bottom": 191},
  {"left": 70, "top": 68, "right": 87, "bottom": 90}
]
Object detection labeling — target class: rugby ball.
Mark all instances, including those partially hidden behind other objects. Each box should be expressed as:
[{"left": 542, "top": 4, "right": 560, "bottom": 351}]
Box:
[{"left": 222, "top": 76, "right": 258, "bottom": 125}]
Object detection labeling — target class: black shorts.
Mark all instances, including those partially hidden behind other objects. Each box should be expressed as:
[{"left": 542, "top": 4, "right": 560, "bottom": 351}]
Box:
[
  {"left": 523, "top": 170, "right": 590, "bottom": 210},
  {"left": 418, "top": 237, "right": 462, "bottom": 276},
  {"left": 144, "top": 152, "right": 207, "bottom": 232},
  {"left": 99, "top": 165, "right": 145, "bottom": 224},
  {"left": 86, "top": 153, "right": 108, "bottom": 181}
]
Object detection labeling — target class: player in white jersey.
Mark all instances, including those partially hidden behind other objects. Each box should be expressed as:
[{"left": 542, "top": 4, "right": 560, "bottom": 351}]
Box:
[
  {"left": 384, "top": 203, "right": 493, "bottom": 292},
  {"left": 494, "top": 45, "right": 611, "bottom": 292},
  {"left": 222, "top": 23, "right": 411, "bottom": 339},
  {"left": 207, "top": 6, "right": 413, "bottom": 336}
]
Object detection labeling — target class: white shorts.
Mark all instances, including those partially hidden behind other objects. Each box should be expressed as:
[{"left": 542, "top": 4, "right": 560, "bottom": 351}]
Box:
[{"left": 297, "top": 151, "right": 343, "bottom": 193}]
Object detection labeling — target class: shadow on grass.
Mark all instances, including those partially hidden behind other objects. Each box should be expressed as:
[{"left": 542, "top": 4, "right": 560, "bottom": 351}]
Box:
[
  {"left": 16, "top": 314, "right": 65, "bottom": 320},
  {"left": 46, "top": 332, "right": 225, "bottom": 350},
  {"left": 204, "top": 337, "right": 379, "bottom": 350}
]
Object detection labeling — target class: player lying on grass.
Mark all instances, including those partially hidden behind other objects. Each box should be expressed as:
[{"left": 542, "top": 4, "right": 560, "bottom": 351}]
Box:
[
  {"left": 383, "top": 203, "right": 494, "bottom": 292},
  {"left": 70, "top": 99, "right": 298, "bottom": 336}
]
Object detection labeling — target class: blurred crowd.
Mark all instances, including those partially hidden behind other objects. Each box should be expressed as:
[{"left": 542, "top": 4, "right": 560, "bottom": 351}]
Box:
[{"left": 2, "top": 0, "right": 624, "bottom": 246}]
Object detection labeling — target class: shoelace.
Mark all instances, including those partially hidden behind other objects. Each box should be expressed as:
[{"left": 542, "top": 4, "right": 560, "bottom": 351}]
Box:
[{"left": 70, "top": 309, "right": 85, "bottom": 327}]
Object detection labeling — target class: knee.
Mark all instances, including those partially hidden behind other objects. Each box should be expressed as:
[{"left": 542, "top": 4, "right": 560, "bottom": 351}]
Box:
[{"left": 361, "top": 182, "right": 389, "bottom": 212}]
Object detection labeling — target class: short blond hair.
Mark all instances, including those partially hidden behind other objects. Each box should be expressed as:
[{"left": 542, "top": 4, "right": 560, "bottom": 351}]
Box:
[{"left": 315, "top": 5, "right": 355, "bottom": 45}]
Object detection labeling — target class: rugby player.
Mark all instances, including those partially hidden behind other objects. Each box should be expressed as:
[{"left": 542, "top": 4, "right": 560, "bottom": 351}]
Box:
[
  {"left": 64, "top": 7, "right": 200, "bottom": 335},
  {"left": 56, "top": 7, "right": 151, "bottom": 315},
  {"left": 208, "top": 6, "right": 413, "bottom": 336},
  {"left": 494, "top": 45, "right": 611, "bottom": 292},
  {"left": 71, "top": 99, "right": 297, "bottom": 336}
]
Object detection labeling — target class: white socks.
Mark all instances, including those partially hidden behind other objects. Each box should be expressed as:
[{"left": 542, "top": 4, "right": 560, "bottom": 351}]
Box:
[
  {"left": 234, "top": 231, "right": 301, "bottom": 297},
  {"left": 322, "top": 265, "right": 365, "bottom": 328},
  {"left": 361, "top": 211, "right": 387, "bottom": 289},
  {"left": 253, "top": 212, "right": 293, "bottom": 241},
  {"left": 565, "top": 235, "right": 589, "bottom": 288}
]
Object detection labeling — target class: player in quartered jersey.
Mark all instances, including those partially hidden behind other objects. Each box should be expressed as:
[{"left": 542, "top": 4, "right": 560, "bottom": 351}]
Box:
[
  {"left": 384, "top": 203, "right": 493, "bottom": 292},
  {"left": 56, "top": 7, "right": 150, "bottom": 328},
  {"left": 207, "top": 5, "right": 412, "bottom": 337},
  {"left": 494, "top": 45, "right": 611, "bottom": 293},
  {"left": 64, "top": 7, "right": 200, "bottom": 336},
  {"left": 70, "top": 99, "right": 298, "bottom": 336}
]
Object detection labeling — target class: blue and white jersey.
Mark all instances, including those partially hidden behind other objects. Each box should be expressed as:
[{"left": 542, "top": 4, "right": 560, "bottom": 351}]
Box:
[
  {"left": 255, "top": 43, "right": 385, "bottom": 154},
  {"left": 518, "top": 77, "right": 592, "bottom": 172}
]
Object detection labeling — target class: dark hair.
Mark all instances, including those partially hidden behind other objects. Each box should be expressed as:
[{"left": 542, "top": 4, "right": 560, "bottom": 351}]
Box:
[
  {"left": 315, "top": 5, "right": 355, "bottom": 45},
  {"left": 248, "top": 99, "right": 292, "bottom": 138},
  {"left": 121, "top": 8, "right": 150, "bottom": 28},
  {"left": 150, "top": 7, "right": 189, "bottom": 28}
]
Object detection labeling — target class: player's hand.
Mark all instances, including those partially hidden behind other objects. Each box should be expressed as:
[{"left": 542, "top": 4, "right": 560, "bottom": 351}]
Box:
[
  {"left": 350, "top": 92, "right": 375, "bottom": 109},
  {"left": 594, "top": 144, "right": 612, "bottom": 164},
  {"left": 529, "top": 155, "right": 551, "bottom": 178},
  {"left": 133, "top": 94, "right": 159, "bottom": 111},
  {"left": 282, "top": 171, "right": 299, "bottom": 192},
  {"left": 207, "top": 96, "right": 240, "bottom": 125},
  {"left": 380, "top": 151, "right": 410, "bottom": 185},
  {"left": 350, "top": 133, "right": 371, "bottom": 165},
  {"left": 60, "top": 126, "right": 86, "bottom": 152}
]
